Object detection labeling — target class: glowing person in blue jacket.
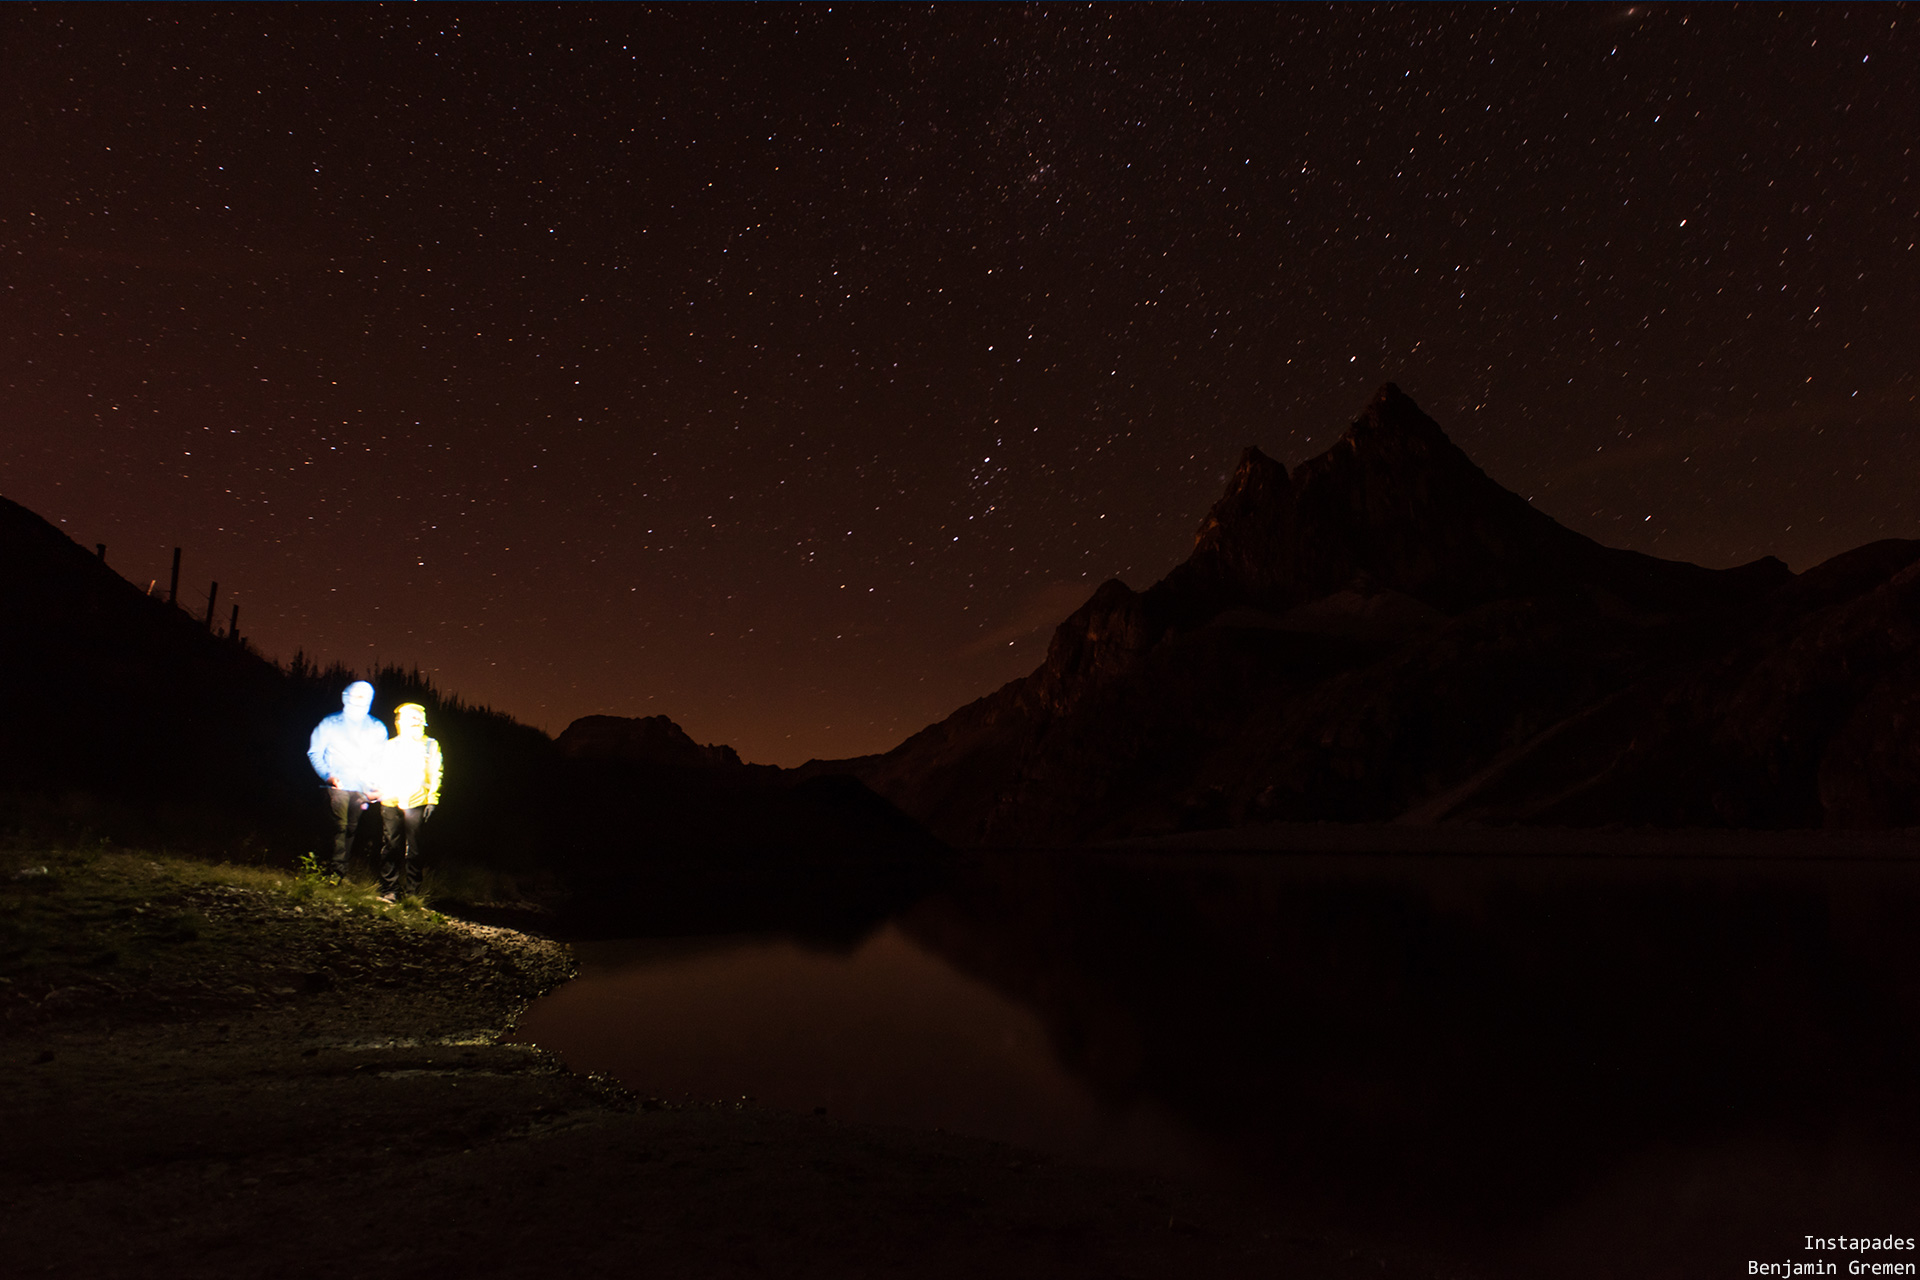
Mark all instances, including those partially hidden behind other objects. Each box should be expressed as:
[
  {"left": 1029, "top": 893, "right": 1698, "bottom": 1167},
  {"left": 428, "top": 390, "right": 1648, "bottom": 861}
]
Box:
[{"left": 307, "top": 680, "right": 390, "bottom": 877}]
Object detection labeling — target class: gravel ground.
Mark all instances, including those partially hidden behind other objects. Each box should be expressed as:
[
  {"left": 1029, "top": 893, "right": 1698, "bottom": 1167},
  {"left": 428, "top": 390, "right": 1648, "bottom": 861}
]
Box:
[{"left": 0, "top": 849, "right": 1467, "bottom": 1279}]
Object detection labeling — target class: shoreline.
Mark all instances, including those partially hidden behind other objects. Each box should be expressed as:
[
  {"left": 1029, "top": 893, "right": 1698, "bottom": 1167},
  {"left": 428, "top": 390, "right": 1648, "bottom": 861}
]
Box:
[
  {"left": 1096, "top": 820, "right": 1920, "bottom": 860},
  {"left": 0, "top": 846, "right": 1452, "bottom": 1279}
]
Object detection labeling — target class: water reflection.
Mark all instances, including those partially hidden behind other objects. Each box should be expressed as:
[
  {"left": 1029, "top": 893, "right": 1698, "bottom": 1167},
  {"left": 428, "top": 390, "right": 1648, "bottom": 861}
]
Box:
[
  {"left": 516, "top": 926, "right": 1209, "bottom": 1172},
  {"left": 516, "top": 847, "right": 1920, "bottom": 1270},
  {"left": 910, "top": 852, "right": 1920, "bottom": 1246}
]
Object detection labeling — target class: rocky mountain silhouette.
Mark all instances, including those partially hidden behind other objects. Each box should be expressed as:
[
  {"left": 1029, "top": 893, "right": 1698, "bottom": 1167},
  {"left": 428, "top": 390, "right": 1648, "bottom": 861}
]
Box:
[
  {"left": 556, "top": 714, "right": 746, "bottom": 771},
  {"left": 810, "top": 385, "right": 1920, "bottom": 843}
]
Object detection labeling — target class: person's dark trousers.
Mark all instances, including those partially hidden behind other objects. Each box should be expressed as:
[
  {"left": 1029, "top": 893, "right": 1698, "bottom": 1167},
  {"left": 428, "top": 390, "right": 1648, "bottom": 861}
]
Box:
[
  {"left": 326, "top": 788, "right": 370, "bottom": 876},
  {"left": 379, "top": 805, "right": 428, "bottom": 897}
]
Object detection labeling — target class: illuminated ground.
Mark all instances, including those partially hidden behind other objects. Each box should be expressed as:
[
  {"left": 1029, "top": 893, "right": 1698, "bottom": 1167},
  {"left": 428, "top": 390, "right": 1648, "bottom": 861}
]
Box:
[{"left": 0, "top": 848, "right": 1449, "bottom": 1279}]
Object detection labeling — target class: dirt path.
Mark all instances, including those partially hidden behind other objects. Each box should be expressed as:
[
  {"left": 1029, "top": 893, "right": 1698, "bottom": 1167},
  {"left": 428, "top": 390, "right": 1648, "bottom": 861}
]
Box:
[{"left": 0, "top": 849, "right": 1464, "bottom": 1279}]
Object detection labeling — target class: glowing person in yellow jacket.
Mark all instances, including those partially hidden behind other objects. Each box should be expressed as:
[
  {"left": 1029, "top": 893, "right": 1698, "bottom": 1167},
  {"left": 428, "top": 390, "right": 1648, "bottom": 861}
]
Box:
[{"left": 373, "top": 703, "right": 443, "bottom": 901}]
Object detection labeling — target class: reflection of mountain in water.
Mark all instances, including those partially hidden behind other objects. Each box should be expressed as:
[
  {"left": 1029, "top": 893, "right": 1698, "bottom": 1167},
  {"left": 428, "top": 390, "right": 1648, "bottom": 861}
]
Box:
[{"left": 901, "top": 850, "right": 1920, "bottom": 1240}]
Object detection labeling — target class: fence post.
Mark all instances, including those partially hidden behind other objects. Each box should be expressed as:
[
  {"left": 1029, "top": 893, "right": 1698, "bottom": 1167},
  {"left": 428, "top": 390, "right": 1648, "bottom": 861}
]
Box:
[
  {"left": 168, "top": 547, "right": 182, "bottom": 606},
  {"left": 206, "top": 581, "right": 219, "bottom": 629}
]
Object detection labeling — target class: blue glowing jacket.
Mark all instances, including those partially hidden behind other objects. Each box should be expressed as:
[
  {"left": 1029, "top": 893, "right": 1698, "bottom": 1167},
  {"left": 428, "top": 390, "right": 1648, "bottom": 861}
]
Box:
[{"left": 307, "top": 710, "right": 391, "bottom": 792}]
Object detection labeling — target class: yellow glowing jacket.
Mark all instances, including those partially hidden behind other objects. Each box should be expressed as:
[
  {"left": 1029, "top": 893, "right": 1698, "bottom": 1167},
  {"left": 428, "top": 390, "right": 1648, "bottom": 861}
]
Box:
[{"left": 375, "top": 733, "right": 443, "bottom": 809}]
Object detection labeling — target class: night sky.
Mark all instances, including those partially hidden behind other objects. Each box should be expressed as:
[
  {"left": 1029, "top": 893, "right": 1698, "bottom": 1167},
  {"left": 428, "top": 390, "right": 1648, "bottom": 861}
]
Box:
[{"left": 3, "top": 4, "right": 1915, "bottom": 766}]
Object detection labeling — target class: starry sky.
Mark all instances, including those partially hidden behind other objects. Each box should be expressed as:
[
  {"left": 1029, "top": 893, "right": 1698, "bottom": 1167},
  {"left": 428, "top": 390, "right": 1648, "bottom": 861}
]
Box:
[{"left": 3, "top": 4, "right": 1916, "bottom": 765}]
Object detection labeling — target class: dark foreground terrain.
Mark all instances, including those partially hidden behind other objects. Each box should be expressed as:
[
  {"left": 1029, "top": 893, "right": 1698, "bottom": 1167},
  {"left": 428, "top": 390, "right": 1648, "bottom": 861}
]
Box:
[{"left": 1, "top": 847, "right": 1458, "bottom": 1280}]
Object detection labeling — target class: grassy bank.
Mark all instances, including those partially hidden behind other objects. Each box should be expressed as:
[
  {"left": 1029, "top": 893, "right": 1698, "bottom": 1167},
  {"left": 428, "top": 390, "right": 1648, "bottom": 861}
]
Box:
[{"left": 0, "top": 846, "right": 467, "bottom": 1031}]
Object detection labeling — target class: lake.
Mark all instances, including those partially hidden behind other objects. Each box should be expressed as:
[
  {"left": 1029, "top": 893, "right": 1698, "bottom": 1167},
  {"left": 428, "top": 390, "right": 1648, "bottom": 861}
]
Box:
[{"left": 512, "top": 844, "right": 1920, "bottom": 1275}]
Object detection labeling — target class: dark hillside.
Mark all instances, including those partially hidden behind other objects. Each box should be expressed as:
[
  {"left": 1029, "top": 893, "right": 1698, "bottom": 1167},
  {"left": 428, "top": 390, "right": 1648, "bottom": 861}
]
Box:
[{"left": 0, "top": 497, "right": 305, "bottom": 844}]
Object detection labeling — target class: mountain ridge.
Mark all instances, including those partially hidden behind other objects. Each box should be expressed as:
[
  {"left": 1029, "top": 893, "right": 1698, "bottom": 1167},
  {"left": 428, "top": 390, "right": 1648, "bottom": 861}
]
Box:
[{"left": 806, "top": 386, "right": 1914, "bottom": 845}]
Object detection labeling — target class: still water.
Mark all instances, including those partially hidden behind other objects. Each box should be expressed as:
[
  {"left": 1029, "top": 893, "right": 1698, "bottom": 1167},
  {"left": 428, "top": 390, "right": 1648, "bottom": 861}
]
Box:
[
  {"left": 515, "top": 925, "right": 1211, "bottom": 1174},
  {"left": 513, "top": 846, "right": 1920, "bottom": 1271}
]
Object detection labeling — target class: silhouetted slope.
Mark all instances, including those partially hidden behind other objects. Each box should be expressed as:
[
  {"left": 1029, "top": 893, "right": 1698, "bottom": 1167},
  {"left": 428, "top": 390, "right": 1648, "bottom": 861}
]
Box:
[
  {"left": 1517, "top": 539, "right": 1920, "bottom": 830},
  {"left": 810, "top": 386, "right": 1920, "bottom": 844},
  {"left": 0, "top": 497, "right": 301, "bottom": 826},
  {"left": 540, "top": 713, "right": 945, "bottom": 933}
]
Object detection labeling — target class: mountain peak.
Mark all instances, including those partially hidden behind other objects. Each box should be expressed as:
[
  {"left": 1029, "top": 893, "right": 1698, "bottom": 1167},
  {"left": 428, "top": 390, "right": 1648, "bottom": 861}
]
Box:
[
  {"left": 1333, "top": 381, "right": 1454, "bottom": 460},
  {"left": 838, "top": 385, "right": 1817, "bottom": 844},
  {"left": 1180, "top": 445, "right": 1296, "bottom": 609},
  {"left": 1193, "top": 446, "right": 1289, "bottom": 540},
  {"left": 1367, "top": 381, "right": 1411, "bottom": 412}
]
